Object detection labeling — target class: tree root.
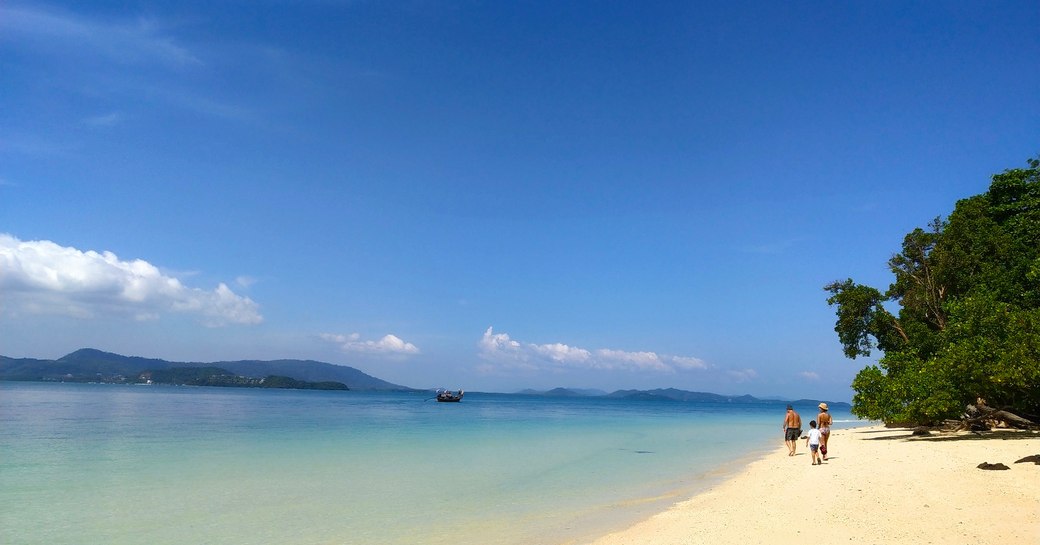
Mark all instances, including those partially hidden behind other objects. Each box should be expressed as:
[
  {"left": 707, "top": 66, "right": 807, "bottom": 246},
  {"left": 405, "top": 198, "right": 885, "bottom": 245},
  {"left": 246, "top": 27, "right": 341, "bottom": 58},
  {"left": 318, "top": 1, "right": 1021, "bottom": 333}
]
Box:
[{"left": 944, "top": 401, "right": 1039, "bottom": 431}]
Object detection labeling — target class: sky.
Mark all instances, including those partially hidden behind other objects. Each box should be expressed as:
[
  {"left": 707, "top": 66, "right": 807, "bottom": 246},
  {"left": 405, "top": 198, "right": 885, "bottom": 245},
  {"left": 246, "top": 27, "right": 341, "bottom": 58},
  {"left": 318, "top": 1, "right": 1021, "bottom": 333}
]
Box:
[{"left": 1, "top": 1, "right": 1038, "bottom": 401}]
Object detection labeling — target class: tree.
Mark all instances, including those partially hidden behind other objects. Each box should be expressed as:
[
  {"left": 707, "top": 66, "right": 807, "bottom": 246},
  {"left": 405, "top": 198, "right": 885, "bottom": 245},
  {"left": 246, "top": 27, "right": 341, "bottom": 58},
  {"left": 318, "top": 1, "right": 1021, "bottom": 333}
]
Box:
[
  {"left": 823, "top": 280, "right": 905, "bottom": 359},
  {"left": 827, "top": 157, "right": 1040, "bottom": 425}
]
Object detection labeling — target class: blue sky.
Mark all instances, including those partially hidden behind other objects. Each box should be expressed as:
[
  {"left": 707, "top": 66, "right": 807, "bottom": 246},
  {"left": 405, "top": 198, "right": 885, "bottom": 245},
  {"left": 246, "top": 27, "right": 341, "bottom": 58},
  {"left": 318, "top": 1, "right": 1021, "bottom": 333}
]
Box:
[{"left": 2, "top": 1, "right": 1037, "bottom": 400}]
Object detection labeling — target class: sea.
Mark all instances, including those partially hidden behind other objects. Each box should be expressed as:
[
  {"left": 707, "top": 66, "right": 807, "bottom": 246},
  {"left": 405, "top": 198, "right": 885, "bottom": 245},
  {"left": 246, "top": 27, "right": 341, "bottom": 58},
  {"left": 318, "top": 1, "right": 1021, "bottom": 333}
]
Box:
[{"left": 0, "top": 382, "right": 862, "bottom": 545}]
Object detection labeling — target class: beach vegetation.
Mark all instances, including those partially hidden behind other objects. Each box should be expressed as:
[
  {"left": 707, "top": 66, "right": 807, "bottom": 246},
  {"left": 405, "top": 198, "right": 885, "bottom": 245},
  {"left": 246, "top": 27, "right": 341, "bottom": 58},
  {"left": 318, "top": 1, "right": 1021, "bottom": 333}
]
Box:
[{"left": 826, "top": 157, "right": 1040, "bottom": 426}]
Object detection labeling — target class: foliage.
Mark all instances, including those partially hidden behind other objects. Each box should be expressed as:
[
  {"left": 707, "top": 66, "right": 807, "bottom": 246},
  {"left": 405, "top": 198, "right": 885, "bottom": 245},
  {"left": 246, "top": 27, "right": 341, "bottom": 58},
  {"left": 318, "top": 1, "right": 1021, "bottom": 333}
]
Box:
[
  {"left": 144, "top": 367, "right": 348, "bottom": 390},
  {"left": 147, "top": 367, "right": 243, "bottom": 386},
  {"left": 260, "top": 375, "right": 349, "bottom": 390},
  {"left": 827, "top": 157, "right": 1040, "bottom": 424},
  {"left": 824, "top": 280, "right": 904, "bottom": 358}
]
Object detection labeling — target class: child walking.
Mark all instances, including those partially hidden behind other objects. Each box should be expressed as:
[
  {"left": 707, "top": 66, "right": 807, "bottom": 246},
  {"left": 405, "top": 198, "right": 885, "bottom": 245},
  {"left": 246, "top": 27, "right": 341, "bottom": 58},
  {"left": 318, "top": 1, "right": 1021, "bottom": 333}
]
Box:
[{"left": 806, "top": 420, "right": 823, "bottom": 465}]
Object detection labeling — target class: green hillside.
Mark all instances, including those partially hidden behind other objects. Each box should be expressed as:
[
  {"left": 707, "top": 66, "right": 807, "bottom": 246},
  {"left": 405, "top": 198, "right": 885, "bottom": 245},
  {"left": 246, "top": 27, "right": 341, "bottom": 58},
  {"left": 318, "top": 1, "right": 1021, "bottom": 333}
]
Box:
[{"left": 0, "top": 348, "right": 410, "bottom": 391}]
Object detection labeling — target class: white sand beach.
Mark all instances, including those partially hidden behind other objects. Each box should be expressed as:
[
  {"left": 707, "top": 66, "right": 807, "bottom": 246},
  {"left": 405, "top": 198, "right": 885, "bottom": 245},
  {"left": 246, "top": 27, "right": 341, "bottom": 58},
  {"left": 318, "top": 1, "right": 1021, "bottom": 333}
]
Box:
[{"left": 583, "top": 426, "right": 1040, "bottom": 545}]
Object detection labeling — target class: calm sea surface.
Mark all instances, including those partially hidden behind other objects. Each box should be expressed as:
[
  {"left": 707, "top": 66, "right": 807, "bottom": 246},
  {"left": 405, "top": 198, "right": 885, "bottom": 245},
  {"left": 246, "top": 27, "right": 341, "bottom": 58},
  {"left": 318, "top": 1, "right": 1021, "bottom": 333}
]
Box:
[{"left": 0, "top": 382, "right": 861, "bottom": 545}]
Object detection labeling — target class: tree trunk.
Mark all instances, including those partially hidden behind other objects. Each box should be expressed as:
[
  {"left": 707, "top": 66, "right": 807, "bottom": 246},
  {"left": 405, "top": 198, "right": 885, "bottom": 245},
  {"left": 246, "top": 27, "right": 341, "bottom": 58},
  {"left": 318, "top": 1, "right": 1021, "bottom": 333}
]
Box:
[{"left": 958, "top": 402, "right": 1038, "bottom": 430}]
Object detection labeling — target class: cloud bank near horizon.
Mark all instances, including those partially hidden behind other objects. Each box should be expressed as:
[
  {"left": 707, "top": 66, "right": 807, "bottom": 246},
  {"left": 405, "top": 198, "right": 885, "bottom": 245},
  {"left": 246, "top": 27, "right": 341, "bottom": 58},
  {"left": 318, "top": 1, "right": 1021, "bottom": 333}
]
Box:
[
  {"left": 0, "top": 234, "right": 262, "bottom": 326},
  {"left": 319, "top": 332, "right": 421, "bottom": 357},
  {"left": 477, "top": 326, "right": 710, "bottom": 375}
]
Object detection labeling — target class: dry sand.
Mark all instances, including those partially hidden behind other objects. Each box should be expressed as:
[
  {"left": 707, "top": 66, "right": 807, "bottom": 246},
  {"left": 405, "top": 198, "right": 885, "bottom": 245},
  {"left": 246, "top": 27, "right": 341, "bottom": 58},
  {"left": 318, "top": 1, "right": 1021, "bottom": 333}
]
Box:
[{"left": 583, "top": 426, "right": 1040, "bottom": 545}]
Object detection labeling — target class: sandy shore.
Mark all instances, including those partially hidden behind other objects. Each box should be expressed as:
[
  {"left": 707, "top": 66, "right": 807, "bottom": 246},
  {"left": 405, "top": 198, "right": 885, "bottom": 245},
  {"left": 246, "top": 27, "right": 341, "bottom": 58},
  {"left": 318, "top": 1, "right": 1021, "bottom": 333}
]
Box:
[{"left": 583, "top": 426, "right": 1040, "bottom": 545}]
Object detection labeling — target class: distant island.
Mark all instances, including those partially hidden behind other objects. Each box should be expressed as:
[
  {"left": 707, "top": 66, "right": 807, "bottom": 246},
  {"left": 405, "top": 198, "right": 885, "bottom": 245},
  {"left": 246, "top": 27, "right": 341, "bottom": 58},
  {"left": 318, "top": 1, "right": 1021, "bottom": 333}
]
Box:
[
  {"left": 142, "top": 367, "right": 348, "bottom": 390},
  {"left": 0, "top": 348, "right": 848, "bottom": 407},
  {"left": 515, "top": 387, "right": 849, "bottom": 408},
  {"left": 0, "top": 348, "right": 408, "bottom": 391}
]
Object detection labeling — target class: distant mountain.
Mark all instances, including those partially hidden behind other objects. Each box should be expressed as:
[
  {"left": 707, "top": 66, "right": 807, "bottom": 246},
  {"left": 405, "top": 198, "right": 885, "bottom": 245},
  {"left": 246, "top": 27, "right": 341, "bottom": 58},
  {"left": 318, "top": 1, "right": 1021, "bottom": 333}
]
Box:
[
  {"left": 0, "top": 348, "right": 411, "bottom": 391},
  {"left": 790, "top": 398, "right": 841, "bottom": 406},
  {"left": 607, "top": 388, "right": 736, "bottom": 402},
  {"left": 606, "top": 388, "right": 850, "bottom": 408},
  {"left": 566, "top": 388, "right": 610, "bottom": 397},
  {"left": 0, "top": 349, "right": 851, "bottom": 405},
  {"left": 201, "top": 358, "right": 408, "bottom": 390},
  {"left": 516, "top": 387, "right": 609, "bottom": 397},
  {"left": 58, "top": 348, "right": 175, "bottom": 375},
  {"left": 512, "top": 386, "right": 848, "bottom": 407}
]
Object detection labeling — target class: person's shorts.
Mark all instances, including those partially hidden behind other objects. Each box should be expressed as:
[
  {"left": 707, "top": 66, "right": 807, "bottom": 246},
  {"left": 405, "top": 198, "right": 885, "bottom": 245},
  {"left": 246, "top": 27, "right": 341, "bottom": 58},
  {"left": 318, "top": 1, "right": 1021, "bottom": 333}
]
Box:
[
  {"left": 810, "top": 444, "right": 819, "bottom": 452},
  {"left": 785, "top": 427, "right": 800, "bottom": 441}
]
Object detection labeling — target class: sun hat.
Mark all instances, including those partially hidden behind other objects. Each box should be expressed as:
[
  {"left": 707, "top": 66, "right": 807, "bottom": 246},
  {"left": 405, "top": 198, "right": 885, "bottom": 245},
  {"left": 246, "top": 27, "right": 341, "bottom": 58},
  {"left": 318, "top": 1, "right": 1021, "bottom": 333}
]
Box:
[{"left": 818, "top": 402, "right": 828, "bottom": 410}]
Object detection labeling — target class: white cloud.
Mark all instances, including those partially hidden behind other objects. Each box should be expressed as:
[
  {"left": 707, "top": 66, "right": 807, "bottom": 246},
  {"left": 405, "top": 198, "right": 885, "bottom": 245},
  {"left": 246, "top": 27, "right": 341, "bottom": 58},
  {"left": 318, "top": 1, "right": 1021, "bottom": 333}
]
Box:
[
  {"left": 593, "top": 348, "right": 666, "bottom": 371},
  {"left": 477, "top": 327, "right": 707, "bottom": 374},
  {"left": 474, "top": 328, "right": 539, "bottom": 372},
  {"left": 320, "top": 332, "right": 420, "bottom": 357},
  {"left": 478, "top": 326, "right": 523, "bottom": 358},
  {"left": 727, "top": 368, "right": 759, "bottom": 382},
  {"left": 532, "top": 342, "right": 591, "bottom": 364},
  {"left": 0, "top": 234, "right": 261, "bottom": 326},
  {"left": 800, "top": 371, "right": 820, "bottom": 381},
  {"left": 670, "top": 355, "right": 709, "bottom": 370}
]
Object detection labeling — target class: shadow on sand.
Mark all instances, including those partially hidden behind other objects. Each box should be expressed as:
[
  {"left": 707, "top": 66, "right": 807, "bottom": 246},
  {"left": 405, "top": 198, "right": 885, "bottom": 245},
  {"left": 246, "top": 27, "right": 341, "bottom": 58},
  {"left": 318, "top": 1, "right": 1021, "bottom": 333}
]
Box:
[{"left": 856, "top": 428, "right": 1040, "bottom": 442}]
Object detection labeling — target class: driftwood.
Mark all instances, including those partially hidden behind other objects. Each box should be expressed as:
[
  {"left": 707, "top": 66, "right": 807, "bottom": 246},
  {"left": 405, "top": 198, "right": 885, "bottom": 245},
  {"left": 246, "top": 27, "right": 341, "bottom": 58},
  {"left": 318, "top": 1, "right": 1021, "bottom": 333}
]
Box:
[
  {"left": 1014, "top": 455, "right": 1040, "bottom": 465},
  {"left": 977, "top": 462, "right": 1010, "bottom": 470},
  {"left": 953, "top": 399, "right": 1038, "bottom": 431}
]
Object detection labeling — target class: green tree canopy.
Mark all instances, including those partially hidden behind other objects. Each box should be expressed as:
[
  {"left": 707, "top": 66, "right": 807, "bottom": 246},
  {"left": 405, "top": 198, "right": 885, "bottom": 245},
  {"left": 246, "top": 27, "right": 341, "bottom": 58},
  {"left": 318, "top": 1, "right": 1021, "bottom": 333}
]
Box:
[{"left": 827, "top": 157, "right": 1040, "bottom": 425}]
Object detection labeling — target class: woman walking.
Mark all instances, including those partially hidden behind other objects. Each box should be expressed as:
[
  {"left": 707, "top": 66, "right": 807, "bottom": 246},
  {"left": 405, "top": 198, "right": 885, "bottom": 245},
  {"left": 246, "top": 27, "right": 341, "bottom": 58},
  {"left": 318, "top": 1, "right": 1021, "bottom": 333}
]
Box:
[{"left": 817, "top": 402, "right": 833, "bottom": 461}]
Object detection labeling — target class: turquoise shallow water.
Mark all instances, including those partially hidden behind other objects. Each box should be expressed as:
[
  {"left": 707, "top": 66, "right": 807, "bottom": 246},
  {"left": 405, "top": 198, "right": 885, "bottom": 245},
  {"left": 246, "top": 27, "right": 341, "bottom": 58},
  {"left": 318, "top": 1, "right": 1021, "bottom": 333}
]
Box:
[{"left": 0, "top": 382, "right": 859, "bottom": 545}]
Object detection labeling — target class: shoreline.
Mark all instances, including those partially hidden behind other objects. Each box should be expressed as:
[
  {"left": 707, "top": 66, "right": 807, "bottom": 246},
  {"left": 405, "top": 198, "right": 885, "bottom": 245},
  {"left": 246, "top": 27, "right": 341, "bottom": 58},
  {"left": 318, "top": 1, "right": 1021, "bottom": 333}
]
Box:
[
  {"left": 550, "top": 434, "right": 786, "bottom": 545},
  {"left": 579, "top": 425, "right": 1040, "bottom": 545}
]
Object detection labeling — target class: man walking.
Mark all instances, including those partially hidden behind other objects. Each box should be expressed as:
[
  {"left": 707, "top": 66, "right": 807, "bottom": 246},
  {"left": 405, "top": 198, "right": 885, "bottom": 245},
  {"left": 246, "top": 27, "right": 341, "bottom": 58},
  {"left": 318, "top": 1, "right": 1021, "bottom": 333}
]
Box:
[{"left": 782, "top": 405, "right": 802, "bottom": 456}]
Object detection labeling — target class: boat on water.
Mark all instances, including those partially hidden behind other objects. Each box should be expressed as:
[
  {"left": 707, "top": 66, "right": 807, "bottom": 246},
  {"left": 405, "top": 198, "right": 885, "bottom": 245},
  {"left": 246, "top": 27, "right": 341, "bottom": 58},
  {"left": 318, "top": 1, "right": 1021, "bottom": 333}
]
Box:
[{"left": 436, "top": 389, "right": 464, "bottom": 402}]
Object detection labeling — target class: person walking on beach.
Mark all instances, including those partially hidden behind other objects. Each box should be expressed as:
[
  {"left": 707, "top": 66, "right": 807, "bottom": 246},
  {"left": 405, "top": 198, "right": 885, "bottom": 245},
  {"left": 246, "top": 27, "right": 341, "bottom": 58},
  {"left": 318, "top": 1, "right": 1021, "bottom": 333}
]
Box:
[
  {"left": 817, "top": 402, "right": 833, "bottom": 461},
  {"left": 806, "top": 420, "right": 822, "bottom": 465},
  {"left": 782, "top": 405, "right": 802, "bottom": 456}
]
